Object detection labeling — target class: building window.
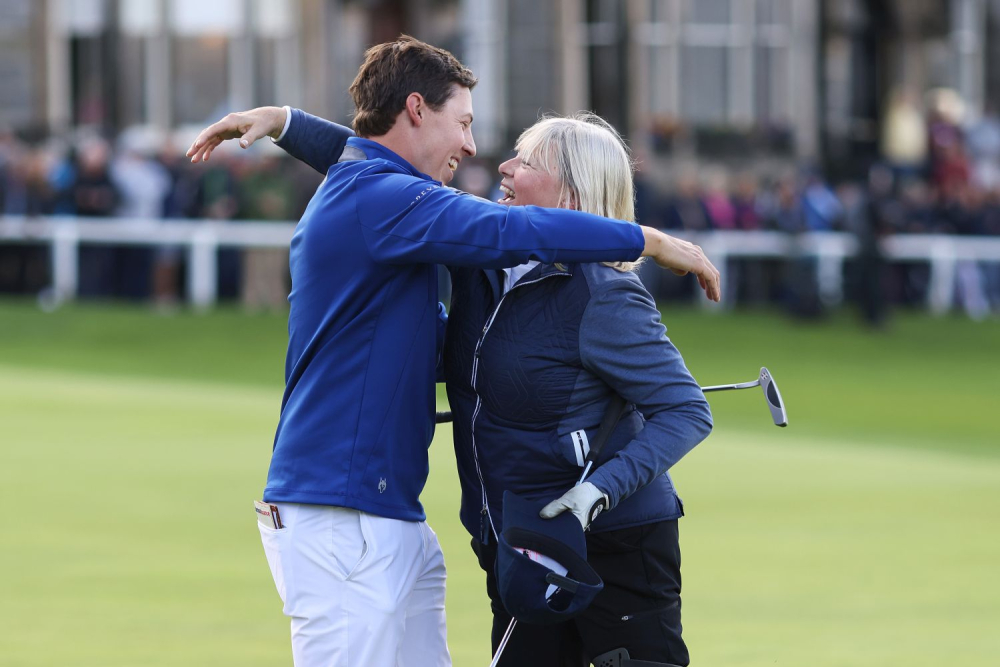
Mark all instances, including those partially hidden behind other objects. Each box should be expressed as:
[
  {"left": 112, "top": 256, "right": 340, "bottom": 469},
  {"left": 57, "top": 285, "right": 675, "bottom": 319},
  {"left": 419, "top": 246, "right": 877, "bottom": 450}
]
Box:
[
  {"left": 754, "top": 0, "right": 792, "bottom": 127},
  {"left": 117, "top": 35, "right": 147, "bottom": 128},
  {"left": 0, "top": 0, "right": 37, "bottom": 127},
  {"left": 70, "top": 35, "right": 109, "bottom": 126},
  {"left": 585, "top": 0, "right": 628, "bottom": 133},
  {"left": 252, "top": 0, "right": 297, "bottom": 108},
  {"left": 254, "top": 38, "right": 277, "bottom": 107},
  {"left": 172, "top": 35, "right": 229, "bottom": 125},
  {"left": 169, "top": 0, "right": 242, "bottom": 126},
  {"left": 638, "top": 0, "right": 798, "bottom": 154},
  {"left": 679, "top": 44, "right": 728, "bottom": 123}
]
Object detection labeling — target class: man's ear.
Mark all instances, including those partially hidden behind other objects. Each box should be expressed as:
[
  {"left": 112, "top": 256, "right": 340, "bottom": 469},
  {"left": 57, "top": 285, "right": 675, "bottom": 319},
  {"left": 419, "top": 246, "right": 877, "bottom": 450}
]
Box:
[{"left": 405, "top": 93, "right": 425, "bottom": 127}]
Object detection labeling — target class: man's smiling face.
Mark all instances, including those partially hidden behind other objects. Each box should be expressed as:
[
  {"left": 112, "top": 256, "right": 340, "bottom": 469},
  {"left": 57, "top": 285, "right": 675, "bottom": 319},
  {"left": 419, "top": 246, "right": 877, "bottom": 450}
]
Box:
[{"left": 414, "top": 84, "right": 477, "bottom": 184}]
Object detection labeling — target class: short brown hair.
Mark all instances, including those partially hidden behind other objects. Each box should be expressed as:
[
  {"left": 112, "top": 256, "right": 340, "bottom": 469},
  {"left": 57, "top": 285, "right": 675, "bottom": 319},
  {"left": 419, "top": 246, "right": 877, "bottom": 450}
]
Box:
[{"left": 349, "top": 35, "right": 478, "bottom": 137}]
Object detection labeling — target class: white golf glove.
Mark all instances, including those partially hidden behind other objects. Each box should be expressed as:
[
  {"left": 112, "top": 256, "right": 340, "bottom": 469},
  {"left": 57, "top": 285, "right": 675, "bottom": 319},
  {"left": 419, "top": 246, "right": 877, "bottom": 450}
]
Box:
[{"left": 539, "top": 482, "right": 609, "bottom": 530}]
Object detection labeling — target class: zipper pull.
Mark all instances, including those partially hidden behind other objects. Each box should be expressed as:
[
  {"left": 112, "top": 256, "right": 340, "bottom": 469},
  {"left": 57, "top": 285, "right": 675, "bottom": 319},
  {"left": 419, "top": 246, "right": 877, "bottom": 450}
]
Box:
[{"left": 480, "top": 505, "right": 490, "bottom": 545}]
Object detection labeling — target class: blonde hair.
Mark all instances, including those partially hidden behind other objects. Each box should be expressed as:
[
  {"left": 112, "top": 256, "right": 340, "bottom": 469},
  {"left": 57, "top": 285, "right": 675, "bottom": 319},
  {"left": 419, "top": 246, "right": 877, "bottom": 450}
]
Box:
[{"left": 515, "top": 112, "right": 642, "bottom": 271}]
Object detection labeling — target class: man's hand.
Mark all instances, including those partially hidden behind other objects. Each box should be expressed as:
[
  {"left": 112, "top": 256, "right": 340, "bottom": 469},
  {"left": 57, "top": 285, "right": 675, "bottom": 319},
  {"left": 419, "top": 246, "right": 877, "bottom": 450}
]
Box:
[
  {"left": 640, "top": 226, "right": 722, "bottom": 302},
  {"left": 539, "top": 482, "right": 609, "bottom": 531},
  {"left": 185, "top": 106, "right": 288, "bottom": 163}
]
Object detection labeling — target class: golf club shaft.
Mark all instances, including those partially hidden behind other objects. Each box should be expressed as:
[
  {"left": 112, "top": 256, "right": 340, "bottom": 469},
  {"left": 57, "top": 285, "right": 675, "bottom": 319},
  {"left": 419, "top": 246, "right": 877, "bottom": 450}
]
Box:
[
  {"left": 700, "top": 379, "right": 761, "bottom": 393},
  {"left": 437, "top": 378, "right": 761, "bottom": 424},
  {"left": 489, "top": 618, "right": 517, "bottom": 667}
]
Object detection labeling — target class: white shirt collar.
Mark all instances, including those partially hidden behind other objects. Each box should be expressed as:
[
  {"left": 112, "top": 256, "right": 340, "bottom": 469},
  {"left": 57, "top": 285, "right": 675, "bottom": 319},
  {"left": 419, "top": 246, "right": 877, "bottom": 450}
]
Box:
[{"left": 501, "top": 261, "right": 540, "bottom": 294}]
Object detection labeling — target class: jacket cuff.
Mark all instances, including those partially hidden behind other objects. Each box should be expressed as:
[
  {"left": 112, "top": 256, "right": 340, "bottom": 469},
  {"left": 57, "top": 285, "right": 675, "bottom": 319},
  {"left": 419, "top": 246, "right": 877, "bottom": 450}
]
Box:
[
  {"left": 271, "top": 105, "right": 293, "bottom": 143},
  {"left": 274, "top": 107, "right": 302, "bottom": 149}
]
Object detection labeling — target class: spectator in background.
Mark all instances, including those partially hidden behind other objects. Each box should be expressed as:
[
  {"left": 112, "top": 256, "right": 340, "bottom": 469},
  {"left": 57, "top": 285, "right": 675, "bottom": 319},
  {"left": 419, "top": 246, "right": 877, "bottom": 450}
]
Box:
[
  {"left": 932, "top": 141, "right": 970, "bottom": 202},
  {"left": 0, "top": 141, "right": 50, "bottom": 292},
  {"left": 46, "top": 142, "right": 78, "bottom": 215},
  {"left": 965, "top": 104, "right": 1000, "bottom": 192},
  {"left": 194, "top": 154, "right": 241, "bottom": 299},
  {"left": 898, "top": 179, "right": 934, "bottom": 233},
  {"left": 950, "top": 185, "right": 991, "bottom": 320},
  {"left": 772, "top": 174, "right": 804, "bottom": 233},
  {"left": 701, "top": 168, "right": 736, "bottom": 230},
  {"left": 731, "top": 173, "right": 770, "bottom": 303},
  {"left": 732, "top": 173, "right": 762, "bottom": 231},
  {"left": 881, "top": 87, "right": 927, "bottom": 180},
  {"left": 852, "top": 165, "right": 895, "bottom": 327},
  {"left": 982, "top": 189, "right": 1000, "bottom": 312},
  {"left": 153, "top": 142, "right": 201, "bottom": 308},
  {"left": 801, "top": 172, "right": 844, "bottom": 232},
  {"left": 647, "top": 169, "right": 711, "bottom": 301},
  {"left": 633, "top": 152, "right": 673, "bottom": 301},
  {"left": 0, "top": 130, "right": 21, "bottom": 214},
  {"left": 239, "top": 155, "right": 295, "bottom": 311},
  {"left": 771, "top": 173, "right": 821, "bottom": 317},
  {"left": 111, "top": 133, "right": 172, "bottom": 300},
  {"left": 665, "top": 170, "right": 709, "bottom": 231},
  {"left": 74, "top": 137, "right": 120, "bottom": 298},
  {"left": 633, "top": 148, "right": 666, "bottom": 231},
  {"left": 74, "top": 138, "right": 119, "bottom": 217},
  {"left": 927, "top": 88, "right": 969, "bottom": 199},
  {"left": 0, "top": 141, "right": 46, "bottom": 216}
]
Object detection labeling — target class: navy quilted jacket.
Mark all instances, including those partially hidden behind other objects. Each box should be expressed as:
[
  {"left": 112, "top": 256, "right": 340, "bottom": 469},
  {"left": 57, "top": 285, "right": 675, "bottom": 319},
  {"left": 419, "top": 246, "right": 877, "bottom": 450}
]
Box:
[{"left": 444, "top": 262, "right": 713, "bottom": 541}]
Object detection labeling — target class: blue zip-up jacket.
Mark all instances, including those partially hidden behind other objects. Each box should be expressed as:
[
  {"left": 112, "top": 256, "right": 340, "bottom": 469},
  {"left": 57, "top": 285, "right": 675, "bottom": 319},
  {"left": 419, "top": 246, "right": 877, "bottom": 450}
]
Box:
[
  {"left": 444, "top": 263, "right": 713, "bottom": 540},
  {"left": 265, "top": 110, "right": 646, "bottom": 520}
]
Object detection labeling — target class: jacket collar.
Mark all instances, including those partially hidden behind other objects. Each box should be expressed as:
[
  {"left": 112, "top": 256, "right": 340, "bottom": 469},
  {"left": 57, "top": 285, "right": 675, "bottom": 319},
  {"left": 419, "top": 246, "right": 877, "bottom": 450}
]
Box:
[
  {"left": 482, "top": 262, "right": 573, "bottom": 303},
  {"left": 346, "top": 137, "right": 435, "bottom": 182},
  {"left": 521, "top": 262, "right": 574, "bottom": 282}
]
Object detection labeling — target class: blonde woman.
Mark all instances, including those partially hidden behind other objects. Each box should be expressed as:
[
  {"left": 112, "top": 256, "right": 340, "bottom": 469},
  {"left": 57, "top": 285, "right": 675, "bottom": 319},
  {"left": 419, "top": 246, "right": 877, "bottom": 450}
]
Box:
[{"left": 443, "top": 114, "right": 711, "bottom": 666}]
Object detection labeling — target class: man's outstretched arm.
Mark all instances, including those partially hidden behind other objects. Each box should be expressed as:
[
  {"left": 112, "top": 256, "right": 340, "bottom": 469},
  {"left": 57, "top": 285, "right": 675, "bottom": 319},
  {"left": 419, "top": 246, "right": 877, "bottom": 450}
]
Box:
[
  {"left": 185, "top": 107, "right": 721, "bottom": 301},
  {"left": 185, "top": 106, "right": 353, "bottom": 174}
]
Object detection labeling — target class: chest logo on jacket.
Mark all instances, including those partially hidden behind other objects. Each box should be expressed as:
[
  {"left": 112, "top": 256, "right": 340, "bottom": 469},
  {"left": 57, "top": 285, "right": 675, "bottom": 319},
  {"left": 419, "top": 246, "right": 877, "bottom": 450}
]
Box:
[{"left": 378, "top": 477, "right": 387, "bottom": 494}]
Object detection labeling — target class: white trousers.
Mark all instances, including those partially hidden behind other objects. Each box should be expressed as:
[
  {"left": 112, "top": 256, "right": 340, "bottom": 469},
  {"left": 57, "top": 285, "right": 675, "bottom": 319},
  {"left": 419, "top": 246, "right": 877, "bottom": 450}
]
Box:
[{"left": 258, "top": 503, "right": 451, "bottom": 667}]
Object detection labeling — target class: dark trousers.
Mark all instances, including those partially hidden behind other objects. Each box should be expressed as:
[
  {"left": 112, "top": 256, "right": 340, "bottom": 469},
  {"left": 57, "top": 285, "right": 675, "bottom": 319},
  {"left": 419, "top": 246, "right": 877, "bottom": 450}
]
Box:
[{"left": 472, "top": 519, "right": 688, "bottom": 666}]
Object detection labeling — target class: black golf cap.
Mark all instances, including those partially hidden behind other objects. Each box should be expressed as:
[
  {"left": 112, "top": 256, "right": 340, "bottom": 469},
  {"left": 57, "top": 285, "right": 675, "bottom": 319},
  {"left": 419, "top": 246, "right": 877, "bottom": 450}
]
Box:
[{"left": 495, "top": 490, "right": 604, "bottom": 625}]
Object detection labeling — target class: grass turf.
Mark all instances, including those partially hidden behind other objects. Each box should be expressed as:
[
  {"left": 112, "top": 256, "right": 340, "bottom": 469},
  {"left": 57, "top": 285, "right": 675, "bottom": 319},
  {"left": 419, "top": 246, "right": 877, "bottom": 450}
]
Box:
[{"left": 0, "top": 300, "right": 998, "bottom": 665}]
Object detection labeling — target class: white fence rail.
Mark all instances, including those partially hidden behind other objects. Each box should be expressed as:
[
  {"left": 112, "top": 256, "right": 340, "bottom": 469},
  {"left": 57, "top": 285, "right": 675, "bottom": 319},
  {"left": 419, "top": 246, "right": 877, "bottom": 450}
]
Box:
[{"left": 3, "top": 215, "right": 1000, "bottom": 313}]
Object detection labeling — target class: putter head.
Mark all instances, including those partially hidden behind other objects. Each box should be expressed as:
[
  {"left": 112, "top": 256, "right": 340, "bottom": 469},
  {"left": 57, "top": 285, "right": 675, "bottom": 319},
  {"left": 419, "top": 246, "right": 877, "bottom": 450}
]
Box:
[{"left": 759, "top": 367, "right": 788, "bottom": 427}]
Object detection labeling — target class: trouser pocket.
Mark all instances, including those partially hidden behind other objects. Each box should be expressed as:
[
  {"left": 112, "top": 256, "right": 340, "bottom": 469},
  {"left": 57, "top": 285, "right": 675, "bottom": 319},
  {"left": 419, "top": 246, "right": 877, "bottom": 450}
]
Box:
[{"left": 328, "top": 506, "right": 370, "bottom": 580}]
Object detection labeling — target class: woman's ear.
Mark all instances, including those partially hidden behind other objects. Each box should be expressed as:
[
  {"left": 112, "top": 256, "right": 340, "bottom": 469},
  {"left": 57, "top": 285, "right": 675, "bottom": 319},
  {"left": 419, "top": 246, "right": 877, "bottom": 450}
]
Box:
[{"left": 563, "top": 191, "right": 579, "bottom": 211}]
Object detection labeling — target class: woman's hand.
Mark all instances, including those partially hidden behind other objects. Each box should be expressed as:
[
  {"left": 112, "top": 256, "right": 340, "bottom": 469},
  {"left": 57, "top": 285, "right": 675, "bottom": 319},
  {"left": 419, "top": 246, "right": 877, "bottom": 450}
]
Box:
[
  {"left": 640, "top": 226, "right": 721, "bottom": 302},
  {"left": 539, "top": 482, "right": 609, "bottom": 530},
  {"left": 185, "top": 106, "right": 288, "bottom": 164}
]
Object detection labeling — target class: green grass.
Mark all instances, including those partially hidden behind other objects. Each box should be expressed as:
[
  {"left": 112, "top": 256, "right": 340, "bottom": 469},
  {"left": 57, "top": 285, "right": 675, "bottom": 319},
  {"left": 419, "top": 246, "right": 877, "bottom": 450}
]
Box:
[{"left": 1, "top": 300, "right": 998, "bottom": 666}]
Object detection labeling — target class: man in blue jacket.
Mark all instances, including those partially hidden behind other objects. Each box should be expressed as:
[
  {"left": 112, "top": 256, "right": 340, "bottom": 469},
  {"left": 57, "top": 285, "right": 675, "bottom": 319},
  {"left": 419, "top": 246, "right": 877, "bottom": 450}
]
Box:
[{"left": 187, "top": 36, "right": 720, "bottom": 667}]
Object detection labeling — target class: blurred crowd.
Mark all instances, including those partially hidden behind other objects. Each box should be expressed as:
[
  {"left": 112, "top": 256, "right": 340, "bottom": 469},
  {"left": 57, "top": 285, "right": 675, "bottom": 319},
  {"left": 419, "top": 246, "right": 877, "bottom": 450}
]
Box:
[
  {"left": 0, "top": 130, "right": 322, "bottom": 308},
  {"left": 628, "top": 88, "right": 1000, "bottom": 322},
  {"left": 633, "top": 90, "right": 1000, "bottom": 238},
  {"left": 3, "top": 88, "right": 1000, "bottom": 321}
]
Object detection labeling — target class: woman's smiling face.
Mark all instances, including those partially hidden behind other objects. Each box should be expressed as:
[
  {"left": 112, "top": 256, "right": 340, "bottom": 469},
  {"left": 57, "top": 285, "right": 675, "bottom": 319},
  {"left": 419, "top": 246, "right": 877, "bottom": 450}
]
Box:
[{"left": 497, "top": 153, "right": 566, "bottom": 209}]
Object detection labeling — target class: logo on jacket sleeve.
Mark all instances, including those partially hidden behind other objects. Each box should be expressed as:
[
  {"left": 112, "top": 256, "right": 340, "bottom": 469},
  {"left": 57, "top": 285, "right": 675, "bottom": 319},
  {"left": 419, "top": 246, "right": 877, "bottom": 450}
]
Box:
[
  {"left": 410, "top": 185, "right": 439, "bottom": 206},
  {"left": 378, "top": 477, "right": 387, "bottom": 494}
]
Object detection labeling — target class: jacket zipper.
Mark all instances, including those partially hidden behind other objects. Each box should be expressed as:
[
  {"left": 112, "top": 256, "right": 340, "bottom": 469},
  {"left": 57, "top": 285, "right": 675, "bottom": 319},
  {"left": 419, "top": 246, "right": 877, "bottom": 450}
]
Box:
[{"left": 469, "top": 269, "right": 569, "bottom": 544}]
